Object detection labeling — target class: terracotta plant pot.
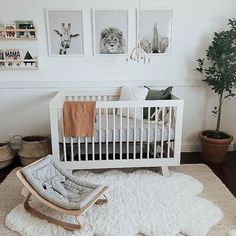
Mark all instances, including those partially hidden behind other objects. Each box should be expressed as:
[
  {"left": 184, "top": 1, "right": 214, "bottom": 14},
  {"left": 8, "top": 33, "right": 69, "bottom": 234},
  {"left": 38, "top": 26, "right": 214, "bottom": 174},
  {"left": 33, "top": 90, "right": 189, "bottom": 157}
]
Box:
[
  {"left": 18, "top": 136, "right": 52, "bottom": 166},
  {"left": 199, "top": 130, "right": 233, "bottom": 163}
]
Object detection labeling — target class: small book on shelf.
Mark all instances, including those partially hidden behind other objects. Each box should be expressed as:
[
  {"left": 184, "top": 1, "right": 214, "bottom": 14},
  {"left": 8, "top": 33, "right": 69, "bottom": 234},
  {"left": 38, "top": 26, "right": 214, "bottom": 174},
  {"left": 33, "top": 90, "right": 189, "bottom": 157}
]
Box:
[
  {"left": 4, "top": 49, "right": 22, "bottom": 68},
  {"left": 0, "top": 23, "right": 5, "bottom": 38},
  {"left": 0, "top": 50, "right": 5, "bottom": 68},
  {"left": 23, "top": 51, "right": 37, "bottom": 67},
  {"left": 4, "top": 23, "right": 16, "bottom": 38},
  {"left": 15, "top": 20, "right": 35, "bottom": 38}
]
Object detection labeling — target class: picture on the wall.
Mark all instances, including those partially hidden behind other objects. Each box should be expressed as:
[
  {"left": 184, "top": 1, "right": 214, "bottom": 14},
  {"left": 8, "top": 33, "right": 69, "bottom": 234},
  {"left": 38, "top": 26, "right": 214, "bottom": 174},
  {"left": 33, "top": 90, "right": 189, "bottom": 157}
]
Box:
[
  {"left": 46, "top": 9, "right": 84, "bottom": 56},
  {"left": 93, "top": 9, "right": 128, "bottom": 55},
  {"left": 139, "top": 9, "right": 172, "bottom": 54}
]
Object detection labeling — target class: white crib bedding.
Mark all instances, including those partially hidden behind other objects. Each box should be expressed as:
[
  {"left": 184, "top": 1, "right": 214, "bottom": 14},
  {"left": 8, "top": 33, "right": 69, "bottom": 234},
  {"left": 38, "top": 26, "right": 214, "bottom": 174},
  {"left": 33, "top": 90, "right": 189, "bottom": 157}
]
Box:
[{"left": 58, "top": 114, "right": 175, "bottom": 143}]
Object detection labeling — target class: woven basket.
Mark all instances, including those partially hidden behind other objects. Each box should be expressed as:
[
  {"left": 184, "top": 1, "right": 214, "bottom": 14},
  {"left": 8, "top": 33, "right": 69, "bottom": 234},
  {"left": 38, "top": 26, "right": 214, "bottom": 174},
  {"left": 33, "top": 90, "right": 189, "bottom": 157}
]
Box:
[
  {"left": 18, "top": 136, "right": 52, "bottom": 166},
  {"left": 0, "top": 143, "right": 14, "bottom": 169}
]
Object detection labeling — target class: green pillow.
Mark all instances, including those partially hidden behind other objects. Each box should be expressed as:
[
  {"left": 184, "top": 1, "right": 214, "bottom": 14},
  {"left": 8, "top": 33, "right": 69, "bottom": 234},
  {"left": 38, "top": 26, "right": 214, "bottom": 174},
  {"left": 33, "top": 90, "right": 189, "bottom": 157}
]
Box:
[{"left": 143, "top": 86, "right": 173, "bottom": 119}]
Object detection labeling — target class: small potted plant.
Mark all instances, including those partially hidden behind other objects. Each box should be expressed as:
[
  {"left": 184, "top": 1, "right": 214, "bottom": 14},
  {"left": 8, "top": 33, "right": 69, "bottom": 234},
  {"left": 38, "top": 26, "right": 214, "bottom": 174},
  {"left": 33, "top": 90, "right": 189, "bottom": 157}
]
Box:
[{"left": 196, "top": 18, "right": 236, "bottom": 163}]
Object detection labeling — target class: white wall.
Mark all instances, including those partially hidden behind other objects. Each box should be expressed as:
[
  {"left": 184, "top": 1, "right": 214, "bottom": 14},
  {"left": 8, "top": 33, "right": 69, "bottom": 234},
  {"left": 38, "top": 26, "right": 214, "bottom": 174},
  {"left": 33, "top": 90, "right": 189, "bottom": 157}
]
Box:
[{"left": 0, "top": 0, "right": 235, "bottom": 151}]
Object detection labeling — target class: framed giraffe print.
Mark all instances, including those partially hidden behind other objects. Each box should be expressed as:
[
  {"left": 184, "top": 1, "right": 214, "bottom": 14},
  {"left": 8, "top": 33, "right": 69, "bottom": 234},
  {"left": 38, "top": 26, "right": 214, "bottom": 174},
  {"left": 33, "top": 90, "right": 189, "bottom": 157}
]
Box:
[{"left": 46, "top": 9, "right": 84, "bottom": 56}]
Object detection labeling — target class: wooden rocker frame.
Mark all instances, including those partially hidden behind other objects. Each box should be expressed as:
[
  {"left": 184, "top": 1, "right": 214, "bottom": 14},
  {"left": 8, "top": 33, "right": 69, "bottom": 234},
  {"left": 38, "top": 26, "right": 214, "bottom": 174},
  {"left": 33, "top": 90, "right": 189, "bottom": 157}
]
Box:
[{"left": 16, "top": 164, "right": 108, "bottom": 231}]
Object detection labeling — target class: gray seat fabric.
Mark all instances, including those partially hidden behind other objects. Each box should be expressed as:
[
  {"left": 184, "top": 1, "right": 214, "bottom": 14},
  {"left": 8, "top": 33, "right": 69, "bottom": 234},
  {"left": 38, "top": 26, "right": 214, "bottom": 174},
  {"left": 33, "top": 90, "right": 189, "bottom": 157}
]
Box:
[{"left": 21, "top": 155, "right": 105, "bottom": 210}]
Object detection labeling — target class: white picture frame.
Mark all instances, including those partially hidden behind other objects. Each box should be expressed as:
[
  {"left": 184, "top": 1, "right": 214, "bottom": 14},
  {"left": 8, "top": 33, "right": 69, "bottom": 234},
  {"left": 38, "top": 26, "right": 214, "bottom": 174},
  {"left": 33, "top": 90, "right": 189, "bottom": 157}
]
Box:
[
  {"left": 138, "top": 8, "right": 173, "bottom": 55},
  {"left": 92, "top": 8, "right": 129, "bottom": 56},
  {"left": 46, "top": 8, "right": 84, "bottom": 57}
]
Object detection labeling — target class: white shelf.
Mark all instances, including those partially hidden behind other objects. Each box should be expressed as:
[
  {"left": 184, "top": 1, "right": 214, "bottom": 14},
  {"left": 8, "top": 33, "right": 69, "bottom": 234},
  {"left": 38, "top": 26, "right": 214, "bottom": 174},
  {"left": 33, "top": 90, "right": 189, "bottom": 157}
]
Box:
[
  {"left": 0, "top": 59, "right": 39, "bottom": 70},
  {"left": 2, "top": 29, "right": 36, "bottom": 32},
  {"left": 0, "top": 59, "right": 38, "bottom": 62},
  {"left": 0, "top": 67, "right": 39, "bottom": 71},
  {"left": 0, "top": 37, "right": 37, "bottom": 40},
  {"left": 0, "top": 29, "right": 37, "bottom": 40},
  {"left": 0, "top": 21, "right": 38, "bottom": 70}
]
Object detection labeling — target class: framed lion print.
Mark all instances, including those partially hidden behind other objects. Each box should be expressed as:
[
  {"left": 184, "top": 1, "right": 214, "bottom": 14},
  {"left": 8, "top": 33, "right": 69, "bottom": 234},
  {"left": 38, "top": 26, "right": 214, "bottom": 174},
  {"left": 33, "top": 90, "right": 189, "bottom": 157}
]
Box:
[
  {"left": 92, "top": 9, "right": 129, "bottom": 55},
  {"left": 46, "top": 9, "right": 84, "bottom": 56}
]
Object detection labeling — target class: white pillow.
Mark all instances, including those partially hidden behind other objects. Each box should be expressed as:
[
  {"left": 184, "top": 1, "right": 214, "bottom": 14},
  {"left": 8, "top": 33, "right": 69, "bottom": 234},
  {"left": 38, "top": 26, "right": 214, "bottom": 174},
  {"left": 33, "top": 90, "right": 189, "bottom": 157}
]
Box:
[{"left": 117, "top": 86, "right": 148, "bottom": 119}]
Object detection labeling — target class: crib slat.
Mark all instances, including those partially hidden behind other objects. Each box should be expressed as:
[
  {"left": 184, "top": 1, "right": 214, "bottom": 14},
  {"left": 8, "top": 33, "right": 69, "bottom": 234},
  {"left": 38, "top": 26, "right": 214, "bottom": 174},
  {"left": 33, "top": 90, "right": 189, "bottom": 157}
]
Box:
[
  {"left": 140, "top": 107, "right": 143, "bottom": 159},
  {"left": 127, "top": 108, "right": 129, "bottom": 159},
  {"left": 120, "top": 108, "right": 122, "bottom": 160},
  {"left": 99, "top": 108, "right": 102, "bottom": 161},
  {"left": 70, "top": 138, "right": 74, "bottom": 161},
  {"left": 106, "top": 108, "right": 109, "bottom": 160},
  {"left": 161, "top": 107, "right": 165, "bottom": 158},
  {"left": 147, "top": 107, "right": 150, "bottom": 159},
  {"left": 92, "top": 136, "right": 95, "bottom": 161},
  {"left": 154, "top": 107, "right": 158, "bottom": 159},
  {"left": 167, "top": 106, "right": 172, "bottom": 158},
  {"left": 77, "top": 137, "right": 81, "bottom": 161},
  {"left": 113, "top": 108, "right": 116, "bottom": 160},
  {"left": 85, "top": 137, "right": 88, "bottom": 161},
  {"left": 133, "top": 107, "right": 137, "bottom": 159},
  {"left": 61, "top": 118, "right": 67, "bottom": 161}
]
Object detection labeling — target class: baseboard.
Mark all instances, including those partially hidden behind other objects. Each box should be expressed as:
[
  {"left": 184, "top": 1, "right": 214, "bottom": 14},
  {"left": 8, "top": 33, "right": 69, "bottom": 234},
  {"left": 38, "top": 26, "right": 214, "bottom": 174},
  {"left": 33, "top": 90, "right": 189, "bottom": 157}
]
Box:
[
  {"left": 181, "top": 143, "right": 235, "bottom": 152},
  {"left": 181, "top": 144, "right": 202, "bottom": 152}
]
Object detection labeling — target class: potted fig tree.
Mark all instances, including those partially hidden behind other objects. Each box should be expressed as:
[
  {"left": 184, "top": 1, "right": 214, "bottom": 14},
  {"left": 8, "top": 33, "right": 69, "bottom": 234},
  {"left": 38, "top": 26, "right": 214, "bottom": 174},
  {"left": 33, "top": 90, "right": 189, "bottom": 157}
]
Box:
[{"left": 196, "top": 18, "right": 236, "bottom": 163}]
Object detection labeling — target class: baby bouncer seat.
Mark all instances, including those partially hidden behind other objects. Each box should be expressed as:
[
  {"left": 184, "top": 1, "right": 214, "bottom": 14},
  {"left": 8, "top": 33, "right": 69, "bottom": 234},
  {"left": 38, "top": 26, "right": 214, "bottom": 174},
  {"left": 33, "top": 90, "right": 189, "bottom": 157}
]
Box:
[{"left": 16, "top": 155, "right": 109, "bottom": 230}]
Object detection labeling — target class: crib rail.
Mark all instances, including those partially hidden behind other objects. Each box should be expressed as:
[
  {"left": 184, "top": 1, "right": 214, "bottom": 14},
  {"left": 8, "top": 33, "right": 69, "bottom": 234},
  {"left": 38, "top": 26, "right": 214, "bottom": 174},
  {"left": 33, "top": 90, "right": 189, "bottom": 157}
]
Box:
[{"left": 50, "top": 90, "right": 183, "bottom": 170}]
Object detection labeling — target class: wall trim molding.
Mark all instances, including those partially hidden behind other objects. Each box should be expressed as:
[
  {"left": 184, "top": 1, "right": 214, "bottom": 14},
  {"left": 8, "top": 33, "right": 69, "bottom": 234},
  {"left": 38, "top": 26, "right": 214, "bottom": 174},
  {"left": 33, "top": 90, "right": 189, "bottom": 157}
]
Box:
[{"left": 0, "top": 78, "right": 204, "bottom": 89}]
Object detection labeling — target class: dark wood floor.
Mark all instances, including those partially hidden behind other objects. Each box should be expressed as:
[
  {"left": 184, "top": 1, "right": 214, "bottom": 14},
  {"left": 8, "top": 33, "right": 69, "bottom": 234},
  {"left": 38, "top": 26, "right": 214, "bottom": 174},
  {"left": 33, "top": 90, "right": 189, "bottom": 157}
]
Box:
[
  {"left": 1, "top": 152, "right": 236, "bottom": 196},
  {"left": 181, "top": 152, "right": 236, "bottom": 197}
]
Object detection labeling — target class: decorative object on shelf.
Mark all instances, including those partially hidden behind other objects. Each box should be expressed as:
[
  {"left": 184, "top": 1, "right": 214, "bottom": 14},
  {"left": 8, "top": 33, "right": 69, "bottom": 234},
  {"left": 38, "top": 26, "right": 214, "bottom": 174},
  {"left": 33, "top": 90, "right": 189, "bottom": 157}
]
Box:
[
  {"left": 18, "top": 136, "right": 52, "bottom": 166},
  {"left": 0, "top": 21, "right": 36, "bottom": 40},
  {"left": 4, "top": 23, "right": 16, "bottom": 38},
  {"left": 196, "top": 18, "right": 236, "bottom": 163},
  {"left": 126, "top": 1, "right": 150, "bottom": 64},
  {"left": 0, "top": 142, "right": 14, "bottom": 169},
  {"left": 46, "top": 9, "right": 84, "bottom": 56},
  {"left": 24, "top": 51, "right": 36, "bottom": 66},
  {"left": 4, "top": 49, "right": 22, "bottom": 68},
  {"left": 0, "top": 23, "right": 4, "bottom": 38},
  {"left": 0, "top": 50, "right": 5, "bottom": 68},
  {"left": 92, "top": 9, "right": 128, "bottom": 55},
  {"left": 139, "top": 9, "right": 172, "bottom": 54},
  {"left": 0, "top": 48, "right": 38, "bottom": 70},
  {"left": 15, "top": 20, "right": 36, "bottom": 38}
]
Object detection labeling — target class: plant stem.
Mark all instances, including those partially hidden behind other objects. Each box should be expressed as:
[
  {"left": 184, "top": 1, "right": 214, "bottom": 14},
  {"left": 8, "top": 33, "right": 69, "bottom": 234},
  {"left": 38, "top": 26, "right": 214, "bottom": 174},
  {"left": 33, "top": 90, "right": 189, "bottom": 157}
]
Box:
[{"left": 216, "top": 93, "right": 223, "bottom": 133}]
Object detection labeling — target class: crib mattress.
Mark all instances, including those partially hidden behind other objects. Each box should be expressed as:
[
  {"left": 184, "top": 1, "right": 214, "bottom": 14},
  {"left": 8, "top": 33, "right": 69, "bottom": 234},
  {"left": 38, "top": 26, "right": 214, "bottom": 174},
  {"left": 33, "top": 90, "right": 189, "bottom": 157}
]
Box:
[{"left": 58, "top": 114, "right": 175, "bottom": 143}]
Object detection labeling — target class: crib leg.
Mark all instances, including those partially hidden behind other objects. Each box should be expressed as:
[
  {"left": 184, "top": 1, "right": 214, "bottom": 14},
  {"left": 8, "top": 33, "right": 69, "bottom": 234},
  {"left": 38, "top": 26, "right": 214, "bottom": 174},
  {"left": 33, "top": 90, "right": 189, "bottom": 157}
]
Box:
[{"left": 161, "top": 167, "right": 170, "bottom": 177}]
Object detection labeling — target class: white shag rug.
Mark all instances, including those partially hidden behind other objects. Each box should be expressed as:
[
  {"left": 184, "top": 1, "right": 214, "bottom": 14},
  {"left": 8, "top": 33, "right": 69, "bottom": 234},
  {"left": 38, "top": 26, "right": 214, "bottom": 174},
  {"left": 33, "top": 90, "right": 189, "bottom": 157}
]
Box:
[
  {"left": 230, "top": 230, "right": 236, "bottom": 236},
  {"left": 5, "top": 170, "right": 223, "bottom": 236}
]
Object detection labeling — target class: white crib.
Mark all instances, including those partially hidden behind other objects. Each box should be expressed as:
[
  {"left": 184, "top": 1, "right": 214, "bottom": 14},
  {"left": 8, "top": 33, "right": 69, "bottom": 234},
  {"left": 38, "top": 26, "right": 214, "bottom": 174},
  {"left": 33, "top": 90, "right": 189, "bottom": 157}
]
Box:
[{"left": 49, "top": 88, "right": 184, "bottom": 176}]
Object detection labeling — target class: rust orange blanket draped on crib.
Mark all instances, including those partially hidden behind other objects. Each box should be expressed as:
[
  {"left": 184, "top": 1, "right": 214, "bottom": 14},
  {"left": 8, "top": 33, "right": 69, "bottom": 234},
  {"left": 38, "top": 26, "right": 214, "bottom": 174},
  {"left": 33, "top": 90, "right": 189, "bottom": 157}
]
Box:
[{"left": 63, "top": 101, "right": 96, "bottom": 137}]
